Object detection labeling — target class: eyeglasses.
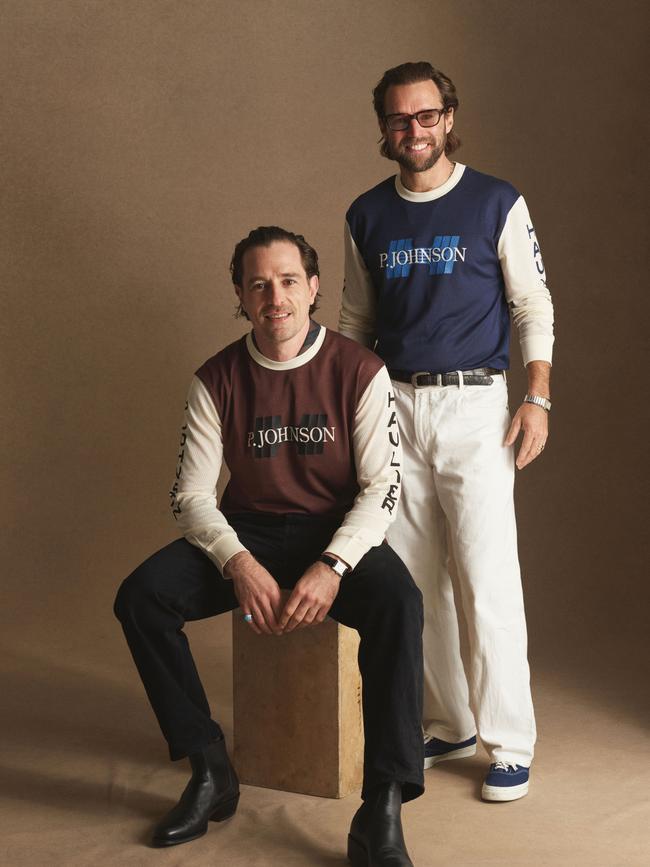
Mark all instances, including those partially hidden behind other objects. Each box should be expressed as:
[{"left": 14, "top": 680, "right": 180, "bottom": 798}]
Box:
[{"left": 383, "top": 108, "right": 448, "bottom": 131}]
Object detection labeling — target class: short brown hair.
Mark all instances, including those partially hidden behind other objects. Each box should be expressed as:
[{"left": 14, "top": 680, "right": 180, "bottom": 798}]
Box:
[
  {"left": 373, "top": 61, "right": 461, "bottom": 158},
  {"left": 230, "top": 226, "right": 320, "bottom": 319}
]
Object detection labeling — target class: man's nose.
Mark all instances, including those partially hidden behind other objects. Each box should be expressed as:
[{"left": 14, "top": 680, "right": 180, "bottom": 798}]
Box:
[
  {"left": 406, "top": 116, "right": 422, "bottom": 135},
  {"left": 267, "top": 281, "right": 285, "bottom": 307}
]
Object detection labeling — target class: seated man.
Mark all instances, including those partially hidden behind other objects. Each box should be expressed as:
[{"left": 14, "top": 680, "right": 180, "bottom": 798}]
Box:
[{"left": 114, "top": 226, "right": 424, "bottom": 866}]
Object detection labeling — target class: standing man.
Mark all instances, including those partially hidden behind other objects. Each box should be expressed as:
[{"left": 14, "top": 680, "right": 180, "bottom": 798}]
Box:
[
  {"left": 339, "top": 62, "right": 554, "bottom": 802},
  {"left": 115, "top": 226, "right": 423, "bottom": 866}
]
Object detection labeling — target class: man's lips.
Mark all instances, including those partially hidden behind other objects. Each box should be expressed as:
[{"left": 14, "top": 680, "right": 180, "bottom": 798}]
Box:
[{"left": 263, "top": 311, "right": 291, "bottom": 321}]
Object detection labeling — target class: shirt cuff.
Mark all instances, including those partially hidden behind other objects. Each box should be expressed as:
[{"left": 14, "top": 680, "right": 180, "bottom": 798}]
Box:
[
  {"left": 188, "top": 533, "right": 249, "bottom": 574},
  {"left": 325, "top": 529, "right": 378, "bottom": 570},
  {"left": 520, "top": 334, "right": 554, "bottom": 367}
]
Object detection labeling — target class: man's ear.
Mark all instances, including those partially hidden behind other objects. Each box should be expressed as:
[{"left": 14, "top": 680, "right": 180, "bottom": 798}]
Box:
[
  {"left": 308, "top": 275, "right": 319, "bottom": 303},
  {"left": 445, "top": 108, "right": 454, "bottom": 134},
  {"left": 234, "top": 285, "right": 246, "bottom": 316}
]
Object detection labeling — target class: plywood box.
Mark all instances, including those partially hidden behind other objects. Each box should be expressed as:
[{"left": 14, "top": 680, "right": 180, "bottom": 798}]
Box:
[{"left": 232, "top": 614, "right": 364, "bottom": 798}]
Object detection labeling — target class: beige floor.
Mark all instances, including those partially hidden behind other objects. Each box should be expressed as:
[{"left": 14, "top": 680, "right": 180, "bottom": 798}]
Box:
[{"left": 2, "top": 620, "right": 648, "bottom": 867}]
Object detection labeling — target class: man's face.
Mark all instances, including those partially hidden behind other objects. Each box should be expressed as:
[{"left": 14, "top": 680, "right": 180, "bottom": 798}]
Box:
[
  {"left": 380, "top": 80, "right": 454, "bottom": 173},
  {"left": 236, "top": 241, "right": 318, "bottom": 352}
]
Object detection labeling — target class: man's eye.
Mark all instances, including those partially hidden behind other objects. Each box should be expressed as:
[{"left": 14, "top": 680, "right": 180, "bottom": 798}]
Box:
[{"left": 283, "top": 279, "right": 296, "bottom": 286}]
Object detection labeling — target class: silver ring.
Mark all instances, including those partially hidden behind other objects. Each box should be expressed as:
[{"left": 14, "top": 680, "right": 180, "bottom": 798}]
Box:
[{"left": 243, "top": 613, "right": 253, "bottom": 623}]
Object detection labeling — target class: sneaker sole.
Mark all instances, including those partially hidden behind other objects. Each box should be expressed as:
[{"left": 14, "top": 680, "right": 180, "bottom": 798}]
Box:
[
  {"left": 481, "top": 780, "right": 529, "bottom": 802},
  {"left": 424, "top": 743, "right": 477, "bottom": 769}
]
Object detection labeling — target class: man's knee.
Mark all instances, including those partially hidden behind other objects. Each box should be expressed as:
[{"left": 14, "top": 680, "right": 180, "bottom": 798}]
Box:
[
  {"left": 364, "top": 545, "right": 424, "bottom": 619},
  {"left": 113, "top": 559, "right": 160, "bottom": 624},
  {"left": 388, "top": 572, "right": 424, "bottom": 623}
]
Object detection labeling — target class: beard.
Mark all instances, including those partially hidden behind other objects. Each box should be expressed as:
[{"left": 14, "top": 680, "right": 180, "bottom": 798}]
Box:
[{"left": 389, "top": 133, "right": 446, "bottom": 173}]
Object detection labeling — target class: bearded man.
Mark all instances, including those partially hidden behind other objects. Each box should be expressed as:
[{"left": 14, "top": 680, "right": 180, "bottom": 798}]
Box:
[{"left": 339, "top": 61, "right": 555, "bottom": 802}]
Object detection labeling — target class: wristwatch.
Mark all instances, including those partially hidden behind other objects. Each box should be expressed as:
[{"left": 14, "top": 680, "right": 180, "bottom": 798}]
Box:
[
  {"left": 319, "top": 553, "right": 350, "bottom": 578},
  {"left": 523, "top": 393, "right": 552, "bottom": 412}
]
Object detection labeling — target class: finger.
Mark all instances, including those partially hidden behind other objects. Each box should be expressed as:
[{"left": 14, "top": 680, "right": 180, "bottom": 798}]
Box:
[
  {"left": 268, "top": 588, "right": 285, "bottom": 625},
  {"left": 244, "top": 608, "right": 263, "bottom": 635},
  {"left": 283, "top": 599, "right": 312, "bottom": 633},
  {"left": 302, "top": 603, "right": 326, "bottom": 627},
  {"left": 517, "top": 434, "right": 542, "bottom": 469},
  {"left": 294, "top": 607, "right": 319, "bottom": 629},
  {"left": 250, "top": 603, "right": 274, "bottom": 635},
  {"left": 528, "top": 439, "right": 546, "bottom": 465},
  {"left": 279, "top": 588, "right": 301, "bottom": 630},
  {"left": 259, "top": 598, "right": 282, "bottom": 635},
  {"left": 515, "top": 425, "right": 536, "bottom": 466},
  {"left": 284, "top": 603, "right": 311, "bottom": 632},
  {"left": 504, "top": 415, "right": 521, "bottom": 446},
  {"left": 255, "top": 591, "right": 278, "bottom": 629},
  {"left": 516, "top": 445, "right": 532, "bottom": 469},
  {"left": 300, "top": 606, "right": 327, "bottom": 628}
]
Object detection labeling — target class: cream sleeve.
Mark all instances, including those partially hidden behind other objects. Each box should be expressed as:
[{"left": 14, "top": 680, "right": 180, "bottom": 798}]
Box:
[
  {"left": 169, "top": 375, "right": 247, "bottom": 572},
  {"left": 338, "top": 220, "right": 378, "bottom": 348},
  {"left": 498, "top": 195, "right": 555, "bottom": 366},
  {"left": 325, "top": 366, "right": 402, "bottom": 568}
]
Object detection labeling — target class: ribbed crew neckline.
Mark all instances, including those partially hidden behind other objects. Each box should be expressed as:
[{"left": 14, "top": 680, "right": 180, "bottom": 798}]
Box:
[
  {"left": 245, "top": 324, "right": 326, "bottom": 370},
  {"left": 395, "top": 162, "right": 466, "bottom": 202}
]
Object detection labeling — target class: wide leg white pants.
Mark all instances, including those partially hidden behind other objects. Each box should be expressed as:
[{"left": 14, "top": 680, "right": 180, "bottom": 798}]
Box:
[{"left": 387, "top": 375, "right": 536, "bottom": 767}]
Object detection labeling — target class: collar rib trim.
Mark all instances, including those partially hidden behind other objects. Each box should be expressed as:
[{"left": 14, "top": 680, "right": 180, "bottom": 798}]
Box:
[
  {"left": 245, "top": 324, "right": 327, "bottom": 370},
  {"left": 395, "top": 162, "right": 466, "bottom": 202}
]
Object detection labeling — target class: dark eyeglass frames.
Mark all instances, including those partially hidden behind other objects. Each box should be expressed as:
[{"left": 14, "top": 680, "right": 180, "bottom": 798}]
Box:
[{"left": 383, "top": 108, "right": 448, "bottom": 131}]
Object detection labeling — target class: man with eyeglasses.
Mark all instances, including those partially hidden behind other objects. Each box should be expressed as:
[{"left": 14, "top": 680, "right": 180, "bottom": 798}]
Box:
[{"left": 338, "top": 62, "right": 554, "bottom": 802}]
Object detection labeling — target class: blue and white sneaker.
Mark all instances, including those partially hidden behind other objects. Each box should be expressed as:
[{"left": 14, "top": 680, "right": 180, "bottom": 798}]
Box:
[
  {"left": 423, "top": 735, "right": 477, "bottom": 769},
  {"left": 481, "top": 762, "right": 530, "bottom": 801}
]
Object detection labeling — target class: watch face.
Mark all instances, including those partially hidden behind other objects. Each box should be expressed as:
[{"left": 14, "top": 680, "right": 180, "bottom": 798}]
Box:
[{"left": 321, "top": 555, "right": 347, "bottom": 576}]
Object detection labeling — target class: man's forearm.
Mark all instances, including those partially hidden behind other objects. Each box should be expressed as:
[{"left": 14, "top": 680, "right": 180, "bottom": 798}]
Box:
[
  {"left": 525, "top": 360, "right": 551, "bottom": 399},
  {"left": 223, "top": 550, "right": 256, "bottom": 580}
]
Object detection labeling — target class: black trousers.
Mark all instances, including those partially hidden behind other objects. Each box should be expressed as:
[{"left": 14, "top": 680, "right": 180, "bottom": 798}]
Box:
[{"left": 114, "top": 514, "right": 424, "bottom": 801}]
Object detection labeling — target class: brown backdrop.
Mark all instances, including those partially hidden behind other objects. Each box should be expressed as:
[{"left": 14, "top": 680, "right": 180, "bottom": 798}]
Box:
[{"left": 2, "top": 1, "right": 648, "bottom": 865}]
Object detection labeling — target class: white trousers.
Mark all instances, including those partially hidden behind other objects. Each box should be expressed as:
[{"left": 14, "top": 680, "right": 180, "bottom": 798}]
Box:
[{"left": 387, "top": 374, "right": 536, "bottom": 766}]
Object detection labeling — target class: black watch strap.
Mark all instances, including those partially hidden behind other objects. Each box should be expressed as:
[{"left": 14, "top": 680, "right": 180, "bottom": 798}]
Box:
[{"left": 319, "top": 554, "right": 350, "bottom": 577}]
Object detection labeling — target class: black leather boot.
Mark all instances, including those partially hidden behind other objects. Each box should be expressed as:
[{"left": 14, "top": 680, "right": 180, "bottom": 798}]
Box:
[
  {"left": 347, "top": 781, "right": 414, "bottom": 866},
  {"left": 151, "top": 738, "right": 240, "bottom": 847}
]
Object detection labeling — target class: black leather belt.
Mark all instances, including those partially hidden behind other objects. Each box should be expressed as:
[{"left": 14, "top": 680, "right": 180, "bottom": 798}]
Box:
[{"left": 388, "top": 367, "right": 505, "bottom": 387}]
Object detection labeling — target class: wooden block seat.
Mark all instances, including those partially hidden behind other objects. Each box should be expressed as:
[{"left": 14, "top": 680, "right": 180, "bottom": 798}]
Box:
[{"left": 232, "top": 613, "right": 364, "bottom": 798}]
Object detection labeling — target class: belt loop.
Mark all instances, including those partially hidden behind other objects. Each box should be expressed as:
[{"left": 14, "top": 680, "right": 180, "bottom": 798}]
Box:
[
  {"left": 457, "top": 370, "right": 464, "bottom": 390},
  {"left": 436, "top": 373, "right": 442, "bottom": 387}
]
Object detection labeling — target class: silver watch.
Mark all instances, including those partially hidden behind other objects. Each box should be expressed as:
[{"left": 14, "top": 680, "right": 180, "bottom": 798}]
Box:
[{"left": 524, "top": 393, "right": 552, "bottom": 412}]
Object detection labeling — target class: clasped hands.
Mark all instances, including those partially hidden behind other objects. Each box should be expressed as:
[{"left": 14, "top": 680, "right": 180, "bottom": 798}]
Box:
[{"left": 224, "top": 551, "right": 342, "bottom": 636}]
